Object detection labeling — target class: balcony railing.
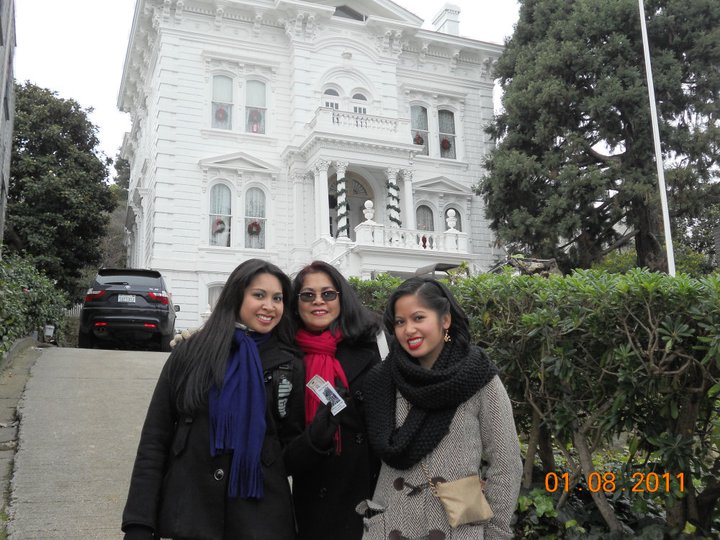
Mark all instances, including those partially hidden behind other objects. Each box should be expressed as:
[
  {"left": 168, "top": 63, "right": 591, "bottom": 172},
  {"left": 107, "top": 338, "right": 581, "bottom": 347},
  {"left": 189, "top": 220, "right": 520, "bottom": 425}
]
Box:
[
  {"left": 308, "top": 107, "right": 412, "bottom": 144},
  {"left": 355, "top": 223, "right": 468, "bottom": 253}
]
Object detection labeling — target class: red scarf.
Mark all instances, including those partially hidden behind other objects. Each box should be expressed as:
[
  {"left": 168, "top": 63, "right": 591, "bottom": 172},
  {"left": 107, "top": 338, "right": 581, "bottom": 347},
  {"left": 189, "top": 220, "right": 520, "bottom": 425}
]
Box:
[{"left": 295, "top": 328, "right": 349, "bottom": 453}]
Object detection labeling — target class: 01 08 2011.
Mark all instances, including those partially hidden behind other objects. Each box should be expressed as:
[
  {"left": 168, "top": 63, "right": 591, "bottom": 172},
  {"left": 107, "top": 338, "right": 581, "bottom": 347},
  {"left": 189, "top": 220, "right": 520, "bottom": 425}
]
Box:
[{"left": 544, "top": 471, "right": 684, "bottom": 494}]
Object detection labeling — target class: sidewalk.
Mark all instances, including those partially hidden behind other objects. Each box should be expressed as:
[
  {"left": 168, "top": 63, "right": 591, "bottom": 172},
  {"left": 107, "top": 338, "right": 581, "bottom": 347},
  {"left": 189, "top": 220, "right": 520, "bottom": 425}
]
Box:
[
  {"left": 0, "top": 338, "right": 42, "bottom": 535},
  {"left": 2, "top": 346, "right": 165, "bottom": 539}
]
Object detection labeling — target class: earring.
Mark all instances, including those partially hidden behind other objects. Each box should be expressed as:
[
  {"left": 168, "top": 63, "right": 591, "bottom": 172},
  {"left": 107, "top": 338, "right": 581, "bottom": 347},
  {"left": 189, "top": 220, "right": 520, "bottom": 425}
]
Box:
[{"left": 443, "top": 329, "right": 451, "bottom": 343}]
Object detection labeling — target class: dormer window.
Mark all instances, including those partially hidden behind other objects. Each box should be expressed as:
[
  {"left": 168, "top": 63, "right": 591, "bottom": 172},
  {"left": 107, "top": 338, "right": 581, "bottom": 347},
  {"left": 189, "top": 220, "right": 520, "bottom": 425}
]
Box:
[{"left": 334, "top": 6, "right": 366, "bottom": 21}]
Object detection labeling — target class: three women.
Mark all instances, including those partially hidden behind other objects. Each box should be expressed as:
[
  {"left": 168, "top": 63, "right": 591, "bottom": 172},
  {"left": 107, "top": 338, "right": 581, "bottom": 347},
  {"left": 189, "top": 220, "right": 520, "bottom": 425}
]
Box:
[{"left": 122, "top": 262, "right": 521, "bottom": 540}]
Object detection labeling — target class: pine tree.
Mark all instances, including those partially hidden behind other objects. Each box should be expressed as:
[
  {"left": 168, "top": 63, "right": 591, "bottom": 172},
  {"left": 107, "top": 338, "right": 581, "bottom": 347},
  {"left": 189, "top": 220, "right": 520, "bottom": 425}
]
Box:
[{"left": 480, "top": 0, "right": 720, "bottom": 271}]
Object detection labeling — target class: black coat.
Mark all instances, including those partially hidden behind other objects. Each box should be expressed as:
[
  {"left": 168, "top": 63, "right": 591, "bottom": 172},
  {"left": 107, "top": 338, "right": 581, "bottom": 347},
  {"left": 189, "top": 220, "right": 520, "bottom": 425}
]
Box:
[
  {"left": 285, "top": 337, "right": 382, "bottom": 540},
  {"left": 122, "top": 336, "right": 304, "bottom": 540}
]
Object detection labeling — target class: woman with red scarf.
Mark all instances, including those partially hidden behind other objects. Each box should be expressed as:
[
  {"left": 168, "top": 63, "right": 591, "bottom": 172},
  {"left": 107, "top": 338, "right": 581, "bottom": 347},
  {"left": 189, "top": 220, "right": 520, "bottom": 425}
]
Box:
[{"left": 285, "top": 260, "right": 384, "bottom": 540}]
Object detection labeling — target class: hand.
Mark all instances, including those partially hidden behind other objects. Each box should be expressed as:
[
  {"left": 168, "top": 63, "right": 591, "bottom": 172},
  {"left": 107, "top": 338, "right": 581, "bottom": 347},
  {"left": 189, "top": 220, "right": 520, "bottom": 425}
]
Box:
[
  {"left": 309, "top": 402, "right": 340, "bottom": 450},
  {"left": 170, "top": 328, "right": 197, "bottom": 348}
]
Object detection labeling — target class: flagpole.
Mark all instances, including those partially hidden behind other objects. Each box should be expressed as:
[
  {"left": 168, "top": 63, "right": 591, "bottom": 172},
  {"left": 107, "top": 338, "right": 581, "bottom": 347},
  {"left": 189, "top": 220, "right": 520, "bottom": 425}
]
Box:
[{"left": 638, "top": 0, "right": 675, "bottom": 276}]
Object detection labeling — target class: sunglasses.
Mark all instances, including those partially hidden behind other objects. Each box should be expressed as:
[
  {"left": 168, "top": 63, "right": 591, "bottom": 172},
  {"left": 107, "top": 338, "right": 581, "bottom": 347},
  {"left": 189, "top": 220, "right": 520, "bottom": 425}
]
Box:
[{"left": 298, "top": 290, "right": 340, "bottom": 303}]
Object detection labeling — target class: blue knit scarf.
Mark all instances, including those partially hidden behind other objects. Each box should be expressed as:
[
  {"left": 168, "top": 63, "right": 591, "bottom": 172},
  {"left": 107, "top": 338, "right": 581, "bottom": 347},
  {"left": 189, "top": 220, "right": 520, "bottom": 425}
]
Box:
[{"left": 208, "top": 327, "right": 270, "bottom": 498}]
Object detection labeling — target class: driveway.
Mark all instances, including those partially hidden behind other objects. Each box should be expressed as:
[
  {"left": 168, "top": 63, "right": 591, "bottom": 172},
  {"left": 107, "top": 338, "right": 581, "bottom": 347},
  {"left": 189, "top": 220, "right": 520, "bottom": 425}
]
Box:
[{"left": 6, "top": 347, "right": 166, "bottom": 539}]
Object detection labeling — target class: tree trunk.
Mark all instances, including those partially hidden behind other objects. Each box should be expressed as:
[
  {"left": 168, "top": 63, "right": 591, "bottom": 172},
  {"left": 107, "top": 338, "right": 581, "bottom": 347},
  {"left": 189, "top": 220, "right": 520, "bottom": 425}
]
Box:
[
  {"left": 666, "top": 391, "right": 701, "bottom": 531},
  {"left": 573, "top": 430, "right": 625, "bottom": 533},
  {"left": 633, "top": 201, "right": 666, "bottom": 272},
  {"left": 522, "top": 409, "right": 541, "bottom": 488},
  {"left": 538, "top": 424, "right": 556, "bottom": 472}
]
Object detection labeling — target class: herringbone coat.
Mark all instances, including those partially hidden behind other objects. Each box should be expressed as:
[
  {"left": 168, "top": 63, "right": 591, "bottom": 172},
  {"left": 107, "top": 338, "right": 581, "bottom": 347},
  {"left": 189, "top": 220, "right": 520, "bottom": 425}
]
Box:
[{"left": 361, "top": 375, "right": 522, "bottom": 540}]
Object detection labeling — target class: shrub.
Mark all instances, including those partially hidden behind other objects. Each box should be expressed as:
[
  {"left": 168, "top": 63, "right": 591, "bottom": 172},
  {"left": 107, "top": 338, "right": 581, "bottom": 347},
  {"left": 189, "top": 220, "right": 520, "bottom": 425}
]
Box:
[{"left": 0, "top": 253, "right": 69, "bottom": 354}]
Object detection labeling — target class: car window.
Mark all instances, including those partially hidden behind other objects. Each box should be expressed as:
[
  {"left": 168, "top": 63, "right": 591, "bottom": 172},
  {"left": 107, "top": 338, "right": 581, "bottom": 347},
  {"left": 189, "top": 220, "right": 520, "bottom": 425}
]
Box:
[{"left": 96, "top": 274, "right": 163, "bottom": 288}]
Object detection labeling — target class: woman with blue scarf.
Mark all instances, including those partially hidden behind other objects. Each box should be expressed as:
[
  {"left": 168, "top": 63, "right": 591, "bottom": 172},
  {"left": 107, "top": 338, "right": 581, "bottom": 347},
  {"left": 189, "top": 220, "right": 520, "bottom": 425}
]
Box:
[{"left": 122, "top": 259, "right": 304, "bottom": 540}]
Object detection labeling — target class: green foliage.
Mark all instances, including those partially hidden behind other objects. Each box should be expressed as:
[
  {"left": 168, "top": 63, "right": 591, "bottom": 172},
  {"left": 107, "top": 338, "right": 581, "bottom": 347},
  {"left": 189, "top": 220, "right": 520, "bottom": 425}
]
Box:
[
  {"left": 3, "top": 82, "right": 117, "bottom": 301},
  {"left": 348, "top": 273, "right": 402, "bottom": 316},
  {"left": 479, "top": 0, "right": 720, "bottom": 272},
  {"left": 352, "top": 270, "right": 720, "bottom": 535},
  {"left": 593, "top": 245, "right": 716, "bottom": 275},
  {"left": 0, "top": 253, "right": 68, "bottom": 354}
]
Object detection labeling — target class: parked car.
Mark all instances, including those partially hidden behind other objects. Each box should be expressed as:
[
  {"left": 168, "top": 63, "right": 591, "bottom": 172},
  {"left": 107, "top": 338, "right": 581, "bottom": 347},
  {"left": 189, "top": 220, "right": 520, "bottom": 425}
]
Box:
[{"left": 78, "top": 269, "right": 179, "bottom": 351}]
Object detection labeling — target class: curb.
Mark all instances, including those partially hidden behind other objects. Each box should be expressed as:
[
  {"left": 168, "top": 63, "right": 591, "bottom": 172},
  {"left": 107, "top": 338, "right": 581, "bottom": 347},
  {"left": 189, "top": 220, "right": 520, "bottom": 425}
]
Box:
[{"left": 0, "top": 337, "right": 39, "bottom": 373}]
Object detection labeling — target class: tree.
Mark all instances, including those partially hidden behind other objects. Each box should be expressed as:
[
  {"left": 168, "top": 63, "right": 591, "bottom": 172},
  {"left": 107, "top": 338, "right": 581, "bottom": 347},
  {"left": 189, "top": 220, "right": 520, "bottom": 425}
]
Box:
[
  {"left": 479, "top": 0, "right": 720, "bottom": 272},
  {"left": 4, "top": 82, "right": 117, "bottom": 300}
]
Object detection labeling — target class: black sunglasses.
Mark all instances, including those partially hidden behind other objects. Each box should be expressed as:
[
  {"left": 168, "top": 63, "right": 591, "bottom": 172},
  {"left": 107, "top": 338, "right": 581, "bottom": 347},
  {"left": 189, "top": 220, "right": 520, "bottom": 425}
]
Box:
[{"left": 298, "top": 290, "right": 340, "bottom": 303}]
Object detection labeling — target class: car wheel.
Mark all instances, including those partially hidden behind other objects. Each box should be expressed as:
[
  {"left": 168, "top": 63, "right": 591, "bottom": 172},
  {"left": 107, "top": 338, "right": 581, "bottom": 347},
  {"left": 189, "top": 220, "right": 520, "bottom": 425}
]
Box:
[
  {"left": 78, "top": 331, "right": 95, "bottom": 349},
  {"left": 160, "top": 334, "right": 173, "bottom": 353}
]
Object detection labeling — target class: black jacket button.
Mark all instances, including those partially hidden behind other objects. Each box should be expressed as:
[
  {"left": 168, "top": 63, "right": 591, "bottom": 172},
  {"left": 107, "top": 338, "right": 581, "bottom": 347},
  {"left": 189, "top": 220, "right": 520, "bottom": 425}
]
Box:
[
  {"left": 319, "top": 487, "right": 328, "bottom": 498},
  {"left": 354, "top": 390, "right": 364, "bottom": 402},
  {"left": 214, "top": 468, "right": 225, "bottom": 481},
  {"left": 355, "top": 433, "right": 364, "bottom": 444}
]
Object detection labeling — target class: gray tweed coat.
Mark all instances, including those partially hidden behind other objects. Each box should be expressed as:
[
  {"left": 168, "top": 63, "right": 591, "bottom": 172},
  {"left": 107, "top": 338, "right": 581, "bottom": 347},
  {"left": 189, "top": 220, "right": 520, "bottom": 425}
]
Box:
[{"left": 360, "top": 375, "right": 522, "bottom": 540}]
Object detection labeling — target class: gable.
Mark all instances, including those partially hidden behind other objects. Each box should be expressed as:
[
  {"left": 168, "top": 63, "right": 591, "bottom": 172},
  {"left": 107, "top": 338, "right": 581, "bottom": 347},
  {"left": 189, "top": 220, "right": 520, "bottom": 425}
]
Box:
[
  {"left": 198, "top": 152, "right": 278, "bottom": 174},
  {"left": 413, "top": 176, "right": 471, "bottom": 196}
]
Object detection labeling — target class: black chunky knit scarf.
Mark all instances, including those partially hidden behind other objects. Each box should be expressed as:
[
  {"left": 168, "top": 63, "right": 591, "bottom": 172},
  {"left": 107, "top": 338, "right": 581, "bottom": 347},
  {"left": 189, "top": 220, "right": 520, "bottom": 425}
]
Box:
[{"left": 364, "top": 339, "right": 497, "bottom": 470}]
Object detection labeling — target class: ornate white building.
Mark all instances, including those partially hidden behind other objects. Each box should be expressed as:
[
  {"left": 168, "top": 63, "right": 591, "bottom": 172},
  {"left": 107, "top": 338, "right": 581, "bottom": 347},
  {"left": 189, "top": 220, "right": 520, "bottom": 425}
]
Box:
[{"left": 118, "top": 0, "right": 504, "bottom": 328}]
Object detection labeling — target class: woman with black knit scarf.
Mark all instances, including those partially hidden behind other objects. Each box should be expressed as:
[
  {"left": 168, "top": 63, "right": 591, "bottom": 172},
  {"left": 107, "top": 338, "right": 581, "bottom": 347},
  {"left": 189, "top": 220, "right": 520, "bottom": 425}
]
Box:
[{"left": 361, "top": 278, "right": 522, "bottom": 540}]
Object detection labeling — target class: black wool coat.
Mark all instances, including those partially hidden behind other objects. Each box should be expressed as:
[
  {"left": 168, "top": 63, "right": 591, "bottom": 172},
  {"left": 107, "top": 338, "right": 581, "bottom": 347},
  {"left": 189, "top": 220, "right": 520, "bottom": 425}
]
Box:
[
  {"left": 122, "top": 335, "right": 304, "bottom": 540},
  {"left": 285, "top": 337, "right": 382, "bottom": 540}
]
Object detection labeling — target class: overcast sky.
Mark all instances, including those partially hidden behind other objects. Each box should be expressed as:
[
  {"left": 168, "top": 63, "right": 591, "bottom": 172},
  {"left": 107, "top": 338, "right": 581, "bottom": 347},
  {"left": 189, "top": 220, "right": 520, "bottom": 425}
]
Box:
[{"left": 14, "top": 1, "right": 519, "bottom": 168}]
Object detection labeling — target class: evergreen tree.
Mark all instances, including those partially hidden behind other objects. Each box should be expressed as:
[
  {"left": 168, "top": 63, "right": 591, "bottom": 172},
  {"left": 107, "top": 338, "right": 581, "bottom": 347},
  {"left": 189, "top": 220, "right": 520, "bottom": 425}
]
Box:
[
  {"left": 4, "top": 82, "right": 116, "bottom": 299},
  {"left": 479, "top": 0, "right": 720, "bottom": 271}
]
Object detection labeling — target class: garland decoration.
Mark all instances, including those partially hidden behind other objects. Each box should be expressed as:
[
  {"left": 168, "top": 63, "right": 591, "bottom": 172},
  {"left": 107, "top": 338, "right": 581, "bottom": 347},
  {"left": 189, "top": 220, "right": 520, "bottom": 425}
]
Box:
[
  {"left": 441, "top": 137, "right": 452, "bottom": 151},
  {"left": 247, "top": 220, "right": 262, "bottom": 236},
  {"left": 413, "top": 133, "right": 424, "bottom": 145},
  {"left": 215, "top": 107, "right": 228, "bottom": 122}
]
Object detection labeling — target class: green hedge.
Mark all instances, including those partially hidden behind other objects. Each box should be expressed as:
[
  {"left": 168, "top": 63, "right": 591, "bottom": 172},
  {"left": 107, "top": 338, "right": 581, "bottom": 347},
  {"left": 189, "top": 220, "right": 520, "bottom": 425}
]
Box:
[
  {"left": 0, "top": 253, "right": 69, "bottom": 355},
  {"left": 351, "top": 270, "right": 720, "bottom": 537}
]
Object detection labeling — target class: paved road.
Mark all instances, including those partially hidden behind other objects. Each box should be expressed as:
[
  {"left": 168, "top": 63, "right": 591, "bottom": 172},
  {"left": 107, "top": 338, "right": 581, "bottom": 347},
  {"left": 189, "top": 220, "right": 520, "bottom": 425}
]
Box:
[{"left": 7, "top": 347, "right": 167, "bottom": 539}]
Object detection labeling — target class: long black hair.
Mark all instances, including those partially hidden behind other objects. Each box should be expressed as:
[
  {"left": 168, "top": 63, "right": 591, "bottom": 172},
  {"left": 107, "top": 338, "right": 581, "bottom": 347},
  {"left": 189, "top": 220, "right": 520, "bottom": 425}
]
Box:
[
  {"left": 291, "top": 260, "right": 381, "bottom": 343},
  {"left": 173, "top": 259, "right": 295, "bottom": 413},
  {"left": 383, "top": 277, "right": 470, "bottom": 350}
]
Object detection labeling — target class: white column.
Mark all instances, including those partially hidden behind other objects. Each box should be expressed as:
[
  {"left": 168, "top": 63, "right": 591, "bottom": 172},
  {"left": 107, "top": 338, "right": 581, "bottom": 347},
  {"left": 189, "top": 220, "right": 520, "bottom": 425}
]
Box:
[
  {"left": 385, "top": 167, "right": 401, "bottom": 228},
  {"left": 401, "top": 168, "right": 416, "bottom": 230},
  {"left": 335, "top": 161, "right": 349, "bottom": 238},
  {"left": 314, "top": 159, "right": 331, "bottom": 238}
]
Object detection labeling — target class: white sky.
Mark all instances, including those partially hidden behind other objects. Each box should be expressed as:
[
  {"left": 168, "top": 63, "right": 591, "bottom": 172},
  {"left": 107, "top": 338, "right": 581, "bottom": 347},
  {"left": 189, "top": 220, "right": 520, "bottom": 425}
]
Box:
[{"left": 14, "top": 1, "right": 519, "bottom": 169}]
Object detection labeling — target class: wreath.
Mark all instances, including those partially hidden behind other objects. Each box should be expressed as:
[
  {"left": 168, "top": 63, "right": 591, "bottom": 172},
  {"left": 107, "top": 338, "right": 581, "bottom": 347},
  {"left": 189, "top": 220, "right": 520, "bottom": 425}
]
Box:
[
  {"left": 248, "top": 109, "right": 262, "bottom": 123},
  {"left": 441, "top": 138, "right": 452, "bottom": 151},
  {"left": 215, "top": 107, "right": 228, "bottom": 122},
  {"left": 413, "top": 133, "right": 424, "bottom": 145},
  {"left": 247, "top": 220, "right": 262, "bottom": 236},
  {"left": 212, "top": 217, "right": 226, "bottom": 234}
]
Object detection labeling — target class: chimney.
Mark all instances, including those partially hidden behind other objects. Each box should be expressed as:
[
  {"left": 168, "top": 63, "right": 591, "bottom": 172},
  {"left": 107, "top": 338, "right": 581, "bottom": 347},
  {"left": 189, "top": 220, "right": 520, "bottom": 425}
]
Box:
[{"left": 432, "top": 3, "right": 461, "bottom": 36}]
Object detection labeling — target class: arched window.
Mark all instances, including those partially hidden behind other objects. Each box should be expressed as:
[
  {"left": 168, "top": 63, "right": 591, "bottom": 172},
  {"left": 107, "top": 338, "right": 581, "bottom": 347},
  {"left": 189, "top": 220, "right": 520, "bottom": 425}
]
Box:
[
  {"left": 212, "top": 75, "right": 233, "bottom": 130},
  {"left": 445, "top": 208, "right": 462, "bottom": 231},
  {"left": 246, "top": 80, "right": 266, "bottom": 134},
  {"left": 438, "top": 110, "right": 456, "bottom": 159},
  {"left": 323, "top": 88, "right": 340, "bottom": 110},
  {"left": 416, "top": 205, "right": 434, "bottom": 231},
  {"left": 245, "top": 188, "right": 266, "bottom": 249},
  {"left": 352, "top": 93, "right": 367, "bottom": 114},
  {"left": 209, "top": 184, "right": 231, "bottom": 246},
  {"left": 411, "top": 105, "right": 429, "bottom": 156}
]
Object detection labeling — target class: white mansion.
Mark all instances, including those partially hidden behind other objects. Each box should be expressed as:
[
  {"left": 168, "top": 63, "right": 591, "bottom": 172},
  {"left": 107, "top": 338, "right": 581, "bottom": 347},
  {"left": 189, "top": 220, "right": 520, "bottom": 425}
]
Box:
[{"left": 119, "top": 0, "right": 504, "bottom": 328}]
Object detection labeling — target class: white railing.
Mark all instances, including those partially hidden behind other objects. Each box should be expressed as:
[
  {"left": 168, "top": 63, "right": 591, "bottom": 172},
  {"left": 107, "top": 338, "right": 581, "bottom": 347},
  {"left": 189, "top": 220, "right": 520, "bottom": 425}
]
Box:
[
  {"left": 308, "top": 108, "right": 412, "bottom": 143},
  {"left": 355, "top": 223, "right": 469, "bottom": 253}
]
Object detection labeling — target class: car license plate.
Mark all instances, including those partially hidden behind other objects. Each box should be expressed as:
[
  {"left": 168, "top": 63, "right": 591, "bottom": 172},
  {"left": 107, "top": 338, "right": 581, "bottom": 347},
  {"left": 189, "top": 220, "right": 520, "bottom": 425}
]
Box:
[{"left": 118, "top": 294, "right": 136, "bottom": 303}]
